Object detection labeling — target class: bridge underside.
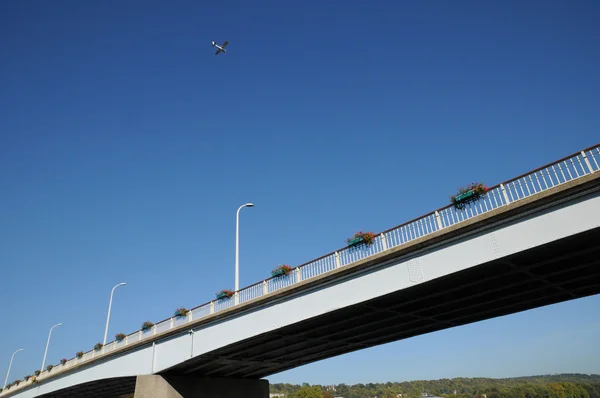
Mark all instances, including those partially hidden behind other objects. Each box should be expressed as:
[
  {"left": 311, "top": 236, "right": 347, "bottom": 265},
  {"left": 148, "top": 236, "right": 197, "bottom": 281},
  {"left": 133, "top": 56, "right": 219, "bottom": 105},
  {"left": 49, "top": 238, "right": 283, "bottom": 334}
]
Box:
[{"left": 165, "top": 226, "right": 600, "bottom": 380}]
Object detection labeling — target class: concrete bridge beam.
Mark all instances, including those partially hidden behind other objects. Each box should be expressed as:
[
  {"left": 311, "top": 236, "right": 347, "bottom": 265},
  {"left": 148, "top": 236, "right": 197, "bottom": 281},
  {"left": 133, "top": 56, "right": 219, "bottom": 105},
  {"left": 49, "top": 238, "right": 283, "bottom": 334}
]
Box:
[{"left": 133, "top": 375, "right": 269, "bottom": 398}]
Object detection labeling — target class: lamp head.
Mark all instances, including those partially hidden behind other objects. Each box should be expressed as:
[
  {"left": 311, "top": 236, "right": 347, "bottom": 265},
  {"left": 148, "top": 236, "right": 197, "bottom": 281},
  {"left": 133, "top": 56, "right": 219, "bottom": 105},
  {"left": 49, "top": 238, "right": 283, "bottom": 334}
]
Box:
[{"left": 246, "top": 203, "right": 254, "bottom": 207}]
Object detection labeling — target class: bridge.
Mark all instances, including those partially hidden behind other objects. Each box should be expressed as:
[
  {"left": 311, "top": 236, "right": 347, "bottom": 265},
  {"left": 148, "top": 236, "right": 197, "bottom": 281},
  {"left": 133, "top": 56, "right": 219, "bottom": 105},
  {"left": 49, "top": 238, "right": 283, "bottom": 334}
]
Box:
[{"left": 2, "top": 144, "right": 600, "bottom": 398}]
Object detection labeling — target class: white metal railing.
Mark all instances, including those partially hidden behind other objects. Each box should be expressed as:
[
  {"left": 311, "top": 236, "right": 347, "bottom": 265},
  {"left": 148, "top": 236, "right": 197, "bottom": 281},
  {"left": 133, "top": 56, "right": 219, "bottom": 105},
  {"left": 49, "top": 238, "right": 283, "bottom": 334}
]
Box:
[{"left": 2, "top": 144, "right": 598, "bottom": 396}]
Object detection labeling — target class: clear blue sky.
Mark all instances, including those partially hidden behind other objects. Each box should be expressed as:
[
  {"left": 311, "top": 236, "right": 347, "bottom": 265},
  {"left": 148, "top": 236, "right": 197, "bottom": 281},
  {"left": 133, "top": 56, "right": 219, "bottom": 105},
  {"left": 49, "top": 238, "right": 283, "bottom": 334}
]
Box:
[{"left": 1, "top": 0, "right": 599, "bottom": 386}]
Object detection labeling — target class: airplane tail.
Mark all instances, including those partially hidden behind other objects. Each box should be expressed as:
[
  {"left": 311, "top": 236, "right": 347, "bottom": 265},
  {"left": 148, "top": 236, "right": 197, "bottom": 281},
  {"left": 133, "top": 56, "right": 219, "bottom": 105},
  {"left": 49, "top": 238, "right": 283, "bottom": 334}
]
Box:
[{"left": 211, "top": 41, "right": 215, "bottom": 46}]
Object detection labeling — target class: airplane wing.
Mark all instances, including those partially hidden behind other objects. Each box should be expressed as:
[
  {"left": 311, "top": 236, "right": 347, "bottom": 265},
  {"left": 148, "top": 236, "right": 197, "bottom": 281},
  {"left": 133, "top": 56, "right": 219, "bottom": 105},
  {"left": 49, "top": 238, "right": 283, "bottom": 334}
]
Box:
[
  {"left": 221, "top": 40, "right": 229, "bottom": 48},
  {"left": 215, "top": 48, "right": 222, "bottom": 55}
]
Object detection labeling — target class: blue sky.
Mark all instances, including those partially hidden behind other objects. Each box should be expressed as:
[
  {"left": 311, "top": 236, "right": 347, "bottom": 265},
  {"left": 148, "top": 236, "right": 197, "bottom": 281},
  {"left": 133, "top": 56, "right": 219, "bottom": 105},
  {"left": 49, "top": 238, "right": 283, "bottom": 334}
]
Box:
[{"left": 1, "top": 0, "right": 599, "bottom": 386}]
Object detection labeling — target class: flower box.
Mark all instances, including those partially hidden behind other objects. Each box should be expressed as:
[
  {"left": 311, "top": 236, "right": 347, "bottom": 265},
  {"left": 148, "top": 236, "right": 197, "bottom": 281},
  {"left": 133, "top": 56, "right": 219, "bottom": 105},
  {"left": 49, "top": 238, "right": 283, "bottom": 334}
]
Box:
[
  {"left": 46, "top": 365, "right": 53, "bottom": 372},
  {"left": 34, "top": 370, "right": 41, "bottom": 376},
  {"left": 216, "top": 290, "right": 234, "bottom": 300},
  {"left": 451, "top": 182, "right": 489, "bottom": 210},
  {"left": 346, "top": 236, "right": 363, "bottom": 246},
  {"left": 271, "top": 265, "right": 292, "bottom": 277},
  {"left": 174, "top": 307, "right": 188, "bottom": 318},
  {"left": 454, "top": 189, "right": 477, "bottom": 202},
  {"left": 141, "top": 321, "right": 154, "bottom": 332},
  {"left": 94, "top": 343, "right": 103, "bottom": 351},
  {"left": 346, "top": 231, "right": 375, "bottom": 247},
  {"left": 24, "top": 375, "right": 31, "bottom": 381},
  {"left": 75, "top": 352, "right": 84, "bottom": 359},
  {"left": 115, "top": 333, "right": 126, "bottom": 342},
  {"left": 60, "top": 358, "right": 67, "bottom": 365}
]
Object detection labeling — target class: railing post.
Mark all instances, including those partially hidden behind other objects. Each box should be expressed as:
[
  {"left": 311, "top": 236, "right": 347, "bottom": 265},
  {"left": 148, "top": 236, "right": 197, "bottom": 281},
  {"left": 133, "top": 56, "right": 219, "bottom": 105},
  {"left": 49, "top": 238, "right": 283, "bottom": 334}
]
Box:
[
  {"left": 581, "top": 151, "right": 595, "bottom": 173},
  {"left": 435, "top": 211, "right": 443, "bottom": 230},
  {"left": 153, "top": 325, "right": 157, "bottom": 336},
  {"left": 210, "top": 301, "right": 214, "bottom": 314},
  {"left": 189, "top": 309, "right": 193, "bottom": 322},
  {"left": 234, "top": 292, "right": 239, "bottom": 305},
  {"left": 295, "top": 267, "right": 302, "bottom": 283},
  {"left": 335, "top": 251, "right": 341, "bottom": 268},
  {"left": 380, "top": 233, "right": 388, "bottom": 250},
  {"left": 170, "top": 317, "right": 174, "bottom": 329},
  {"left": 263, "top": 280, "right": 268, "bottom": 295},
  {"left": 500, "top": 183, "right": 511, "bottom": 204}
]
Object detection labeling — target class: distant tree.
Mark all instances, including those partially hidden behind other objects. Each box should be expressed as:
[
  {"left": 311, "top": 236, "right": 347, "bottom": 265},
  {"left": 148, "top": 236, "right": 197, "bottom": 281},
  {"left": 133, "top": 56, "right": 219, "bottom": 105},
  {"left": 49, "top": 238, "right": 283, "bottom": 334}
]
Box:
[{"left": 293, "top": 385, "right": 322, "bottom": 398}]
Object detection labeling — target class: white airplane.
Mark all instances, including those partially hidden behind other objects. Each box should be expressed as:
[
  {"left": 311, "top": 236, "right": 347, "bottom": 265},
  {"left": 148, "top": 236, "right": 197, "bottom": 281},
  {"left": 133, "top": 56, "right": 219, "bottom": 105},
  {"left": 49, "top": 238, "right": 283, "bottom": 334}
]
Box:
[{"left": 212, "top": 40, "right": 229, "bottom": 55}]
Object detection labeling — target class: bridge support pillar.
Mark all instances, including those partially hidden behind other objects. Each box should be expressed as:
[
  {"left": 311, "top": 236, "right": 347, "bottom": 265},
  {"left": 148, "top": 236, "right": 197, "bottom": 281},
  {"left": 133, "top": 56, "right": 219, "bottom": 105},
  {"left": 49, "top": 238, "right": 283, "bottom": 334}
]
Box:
[{"left": 133, "top": 374, "right": 269, "bottom": 398}]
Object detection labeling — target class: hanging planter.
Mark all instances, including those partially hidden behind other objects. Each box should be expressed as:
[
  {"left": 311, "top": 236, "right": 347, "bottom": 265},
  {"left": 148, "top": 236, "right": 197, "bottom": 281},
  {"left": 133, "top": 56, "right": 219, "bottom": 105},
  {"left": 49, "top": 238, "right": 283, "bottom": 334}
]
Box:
[
  {"left": 216, "top": 289, "right": 234, "bottom": 300},
  {"left": 75, "top": 351, "right": 84, "bottom": 359},
  {"left": 451, "top": 182, "right": 489, "bottom": 210},
  {"left": 346, "top": 231, "right": 376, "bottom": 247},
  {"left": 115, "top": 333, "right": 126, "bottom": 342},
  {"left": 141, "top": 321, "right": 154, "bottom": 332},
  {"left": 60, "top": 358, "right": 67, "bottom": 365},
  {"left": 271, "top": 264, "right": 292, "bottom": 277},
  {"left": 173, "top": 307, "right": 188, "bottom": 318}
]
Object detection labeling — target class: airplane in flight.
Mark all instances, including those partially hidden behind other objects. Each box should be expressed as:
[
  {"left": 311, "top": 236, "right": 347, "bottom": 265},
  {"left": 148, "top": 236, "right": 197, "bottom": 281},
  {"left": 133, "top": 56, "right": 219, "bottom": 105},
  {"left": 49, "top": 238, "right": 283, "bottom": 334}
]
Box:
[{"left": 212, "top": 40, "right": 229, "bottom": 55}]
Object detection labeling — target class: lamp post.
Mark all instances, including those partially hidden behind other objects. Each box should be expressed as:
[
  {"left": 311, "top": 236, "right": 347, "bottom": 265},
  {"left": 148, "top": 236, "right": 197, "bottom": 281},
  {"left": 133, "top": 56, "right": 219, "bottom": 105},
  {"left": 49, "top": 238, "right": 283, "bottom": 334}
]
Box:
[
  {"left": 41, "top": 323, "right": 62, "bottom": 373},
  {"left": 4, "top": 348, "right": 23, "bottom": 390},
  {"left": 103, "top": 282, "right": 127, "bottom": 345},
  {"left": 235, "top": 203, "right": 254, "bottom": 296}
]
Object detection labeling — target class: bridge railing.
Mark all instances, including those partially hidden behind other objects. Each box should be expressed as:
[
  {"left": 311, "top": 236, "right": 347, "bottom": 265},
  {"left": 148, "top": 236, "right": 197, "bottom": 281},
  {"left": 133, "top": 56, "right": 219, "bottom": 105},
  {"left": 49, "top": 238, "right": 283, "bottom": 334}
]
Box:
[{"left": 2, "top": 144, "right": 598, "bottom": 396}]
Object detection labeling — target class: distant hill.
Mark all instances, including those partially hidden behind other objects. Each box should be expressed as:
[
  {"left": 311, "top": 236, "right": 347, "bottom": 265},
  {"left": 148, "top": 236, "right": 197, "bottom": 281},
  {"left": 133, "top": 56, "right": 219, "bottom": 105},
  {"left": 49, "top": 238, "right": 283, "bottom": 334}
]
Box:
[{"left": 271, "top": 373, "right": 600, "bottom": 398}]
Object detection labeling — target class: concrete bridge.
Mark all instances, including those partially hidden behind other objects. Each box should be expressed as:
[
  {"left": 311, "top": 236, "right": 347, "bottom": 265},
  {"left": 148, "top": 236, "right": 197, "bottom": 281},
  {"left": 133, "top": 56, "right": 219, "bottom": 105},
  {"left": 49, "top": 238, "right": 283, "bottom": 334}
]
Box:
[{"left": 2, "top": 144, "right": 599, "bottom": 398}]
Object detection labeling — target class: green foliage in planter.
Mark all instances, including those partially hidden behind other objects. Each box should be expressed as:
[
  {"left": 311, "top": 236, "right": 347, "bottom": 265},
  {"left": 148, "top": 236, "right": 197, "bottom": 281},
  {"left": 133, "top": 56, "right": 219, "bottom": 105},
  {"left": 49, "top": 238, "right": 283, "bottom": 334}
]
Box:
[
  {"left": 346, "top": 231, "right": 376, "bottom": 247},
  {"left": 174, "top": 307, "right": 188, "bottom": 318},
  {"left": 272, "top": 264, "right": 292, "bottom": 277},
  {"left": 451, "top": 182, "right": 489, "bottom": 210},
  {"left": 141, "top": 321, "right": 154, "bottom": 332},
  {"left": 216, "top": 289, "right": 234, "bottom": 300}
]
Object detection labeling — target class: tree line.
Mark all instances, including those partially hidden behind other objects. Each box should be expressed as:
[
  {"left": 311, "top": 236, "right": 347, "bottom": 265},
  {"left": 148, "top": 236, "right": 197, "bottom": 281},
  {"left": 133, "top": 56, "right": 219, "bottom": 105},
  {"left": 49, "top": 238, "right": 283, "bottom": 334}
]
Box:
[{"left": 270, "top": 373, "right": 600, "bottom": 398}]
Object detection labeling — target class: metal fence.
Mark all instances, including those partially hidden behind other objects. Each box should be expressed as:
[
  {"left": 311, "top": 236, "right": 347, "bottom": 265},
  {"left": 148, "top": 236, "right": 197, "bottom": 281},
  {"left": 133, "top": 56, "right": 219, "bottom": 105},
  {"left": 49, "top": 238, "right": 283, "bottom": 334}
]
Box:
[{"left": 2, "top": 145, "right": 598, "bottom": 395}]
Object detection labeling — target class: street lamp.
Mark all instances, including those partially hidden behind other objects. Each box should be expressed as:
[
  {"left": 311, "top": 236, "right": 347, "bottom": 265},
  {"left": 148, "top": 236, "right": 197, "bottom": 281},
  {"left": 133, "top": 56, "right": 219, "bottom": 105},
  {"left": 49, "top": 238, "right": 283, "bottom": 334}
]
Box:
[
  {"left": 41, "top": 323, "right": 62, "bottom": 373},
  {"left": 235, "top": 203, "right": 254, "bottom": 293},
  {"left": 103, "top": 282, "right": 127, "bottom": 345},
  {"left": 4, "top": 348, "right": 23, "bottom": 390}
]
